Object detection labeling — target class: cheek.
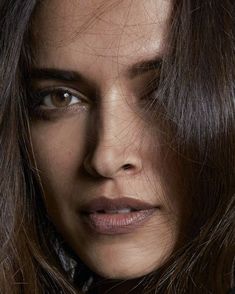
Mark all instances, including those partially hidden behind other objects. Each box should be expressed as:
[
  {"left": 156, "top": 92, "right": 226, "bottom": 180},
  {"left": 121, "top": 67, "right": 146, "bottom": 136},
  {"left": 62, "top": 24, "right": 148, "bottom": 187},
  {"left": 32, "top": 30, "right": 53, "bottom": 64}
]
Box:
[{"left": 30, "top": 117, "right": 87, "bottom": 194}]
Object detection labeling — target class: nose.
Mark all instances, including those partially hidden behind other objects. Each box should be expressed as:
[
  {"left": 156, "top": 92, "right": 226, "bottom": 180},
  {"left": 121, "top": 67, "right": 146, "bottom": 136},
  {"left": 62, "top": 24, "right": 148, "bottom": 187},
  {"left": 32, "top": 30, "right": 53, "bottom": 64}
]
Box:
[{"left": 83, "top": 89, "right": 143, "bottom": 179}]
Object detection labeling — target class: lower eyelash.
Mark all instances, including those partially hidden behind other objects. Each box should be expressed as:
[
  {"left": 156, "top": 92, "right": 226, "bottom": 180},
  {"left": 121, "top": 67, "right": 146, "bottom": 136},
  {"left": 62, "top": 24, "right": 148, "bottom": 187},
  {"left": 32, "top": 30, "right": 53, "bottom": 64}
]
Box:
[
  {"left": 28, "top": 87, "right": 89, "bottom": 121},
  {"left": 29, "top": 103, "right": 88, "bottom": 121}
]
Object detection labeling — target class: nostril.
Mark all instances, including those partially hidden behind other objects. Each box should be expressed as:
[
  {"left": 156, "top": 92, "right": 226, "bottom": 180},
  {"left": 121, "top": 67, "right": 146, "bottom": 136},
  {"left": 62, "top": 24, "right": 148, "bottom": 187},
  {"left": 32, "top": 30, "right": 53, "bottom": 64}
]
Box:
[{"left": 122, "top": 164, "right": 132, "bottom": 170}]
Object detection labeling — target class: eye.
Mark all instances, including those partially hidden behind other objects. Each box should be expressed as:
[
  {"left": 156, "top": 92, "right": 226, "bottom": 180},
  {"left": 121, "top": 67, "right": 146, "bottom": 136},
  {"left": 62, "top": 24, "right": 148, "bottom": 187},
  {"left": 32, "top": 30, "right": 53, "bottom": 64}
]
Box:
[
  {"left": 28, "top": 87, "right": 91, "bottom": 121},
  {"left": 140, "top": 80, "right": 159, "bottom": 103},
  {"left": 38, "top": 88, "right": 87, "bottom": 109}
]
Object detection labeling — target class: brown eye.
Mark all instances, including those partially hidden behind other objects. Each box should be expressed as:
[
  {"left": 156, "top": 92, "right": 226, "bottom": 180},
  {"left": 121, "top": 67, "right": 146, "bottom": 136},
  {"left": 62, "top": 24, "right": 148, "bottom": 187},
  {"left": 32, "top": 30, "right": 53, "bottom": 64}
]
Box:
[
  {"left": 50, "top": 91, "right": 73, "bottom": 107},
  {"left": 40, "top": 89, "right": 87, "bottom": 109}
]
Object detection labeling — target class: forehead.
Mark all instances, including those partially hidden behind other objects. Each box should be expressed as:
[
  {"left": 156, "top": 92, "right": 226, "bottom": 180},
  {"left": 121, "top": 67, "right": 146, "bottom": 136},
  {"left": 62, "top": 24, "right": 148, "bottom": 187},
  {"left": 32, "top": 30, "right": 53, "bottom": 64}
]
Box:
[{"left": 32, "top": 0, "right": 171, "bottom": 78}]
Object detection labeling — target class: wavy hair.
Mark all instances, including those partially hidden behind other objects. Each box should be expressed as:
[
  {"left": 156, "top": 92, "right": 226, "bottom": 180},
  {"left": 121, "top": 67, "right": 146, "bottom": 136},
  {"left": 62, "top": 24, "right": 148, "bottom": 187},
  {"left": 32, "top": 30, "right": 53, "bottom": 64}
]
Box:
[{"left": 0, "top": 0, "right": 234, "bottom": 293}]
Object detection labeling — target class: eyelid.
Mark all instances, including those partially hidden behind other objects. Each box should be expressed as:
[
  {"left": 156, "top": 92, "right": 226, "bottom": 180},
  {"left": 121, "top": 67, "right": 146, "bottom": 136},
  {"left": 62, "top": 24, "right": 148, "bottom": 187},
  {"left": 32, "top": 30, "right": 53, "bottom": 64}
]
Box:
[
  {"left": 139, "top": 76, "right": 160, "bottom": 98},
  {"left": 30, "top": 86, "right": 90, "bottom": 107}
]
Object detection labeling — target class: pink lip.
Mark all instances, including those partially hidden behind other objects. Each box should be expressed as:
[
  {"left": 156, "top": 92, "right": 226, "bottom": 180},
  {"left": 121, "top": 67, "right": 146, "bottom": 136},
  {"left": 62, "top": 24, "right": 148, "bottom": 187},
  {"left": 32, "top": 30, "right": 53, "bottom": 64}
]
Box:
[{"left": 80, "top": 197, "right": 159, "bottom": 235}]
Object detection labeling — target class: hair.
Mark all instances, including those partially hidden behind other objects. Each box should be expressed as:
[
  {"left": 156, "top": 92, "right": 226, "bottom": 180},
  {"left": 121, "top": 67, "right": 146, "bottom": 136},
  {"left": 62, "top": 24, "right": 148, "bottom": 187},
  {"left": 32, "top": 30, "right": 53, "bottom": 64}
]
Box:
[{"left": 0, "top": 0, "right": 234, "bottom": 293}]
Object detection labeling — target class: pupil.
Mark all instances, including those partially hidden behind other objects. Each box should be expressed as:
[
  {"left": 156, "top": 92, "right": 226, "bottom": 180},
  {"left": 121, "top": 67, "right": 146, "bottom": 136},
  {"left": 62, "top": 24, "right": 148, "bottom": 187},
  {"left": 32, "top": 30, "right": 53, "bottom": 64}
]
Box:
[{"left": 51, "top": 91, "right": 71, "bottom": 107}]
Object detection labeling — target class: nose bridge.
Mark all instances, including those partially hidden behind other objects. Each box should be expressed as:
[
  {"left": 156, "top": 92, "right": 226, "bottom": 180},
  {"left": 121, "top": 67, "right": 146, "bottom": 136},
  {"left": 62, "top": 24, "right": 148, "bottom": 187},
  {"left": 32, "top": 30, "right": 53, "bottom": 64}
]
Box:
[
  {"left": 99, "top": 86, "right": 132, "bottom": 145},
  {"left": 84, "top": 83, "right": 143, "bottom": 178}
]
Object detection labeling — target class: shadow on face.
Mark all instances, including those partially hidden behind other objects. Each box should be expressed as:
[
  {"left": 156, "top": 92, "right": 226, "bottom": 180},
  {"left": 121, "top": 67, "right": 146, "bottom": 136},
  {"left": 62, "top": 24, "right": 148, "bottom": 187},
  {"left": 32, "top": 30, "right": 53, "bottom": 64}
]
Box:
[{"left": 29, "top": 0, "right": 188, "bottom": 281}]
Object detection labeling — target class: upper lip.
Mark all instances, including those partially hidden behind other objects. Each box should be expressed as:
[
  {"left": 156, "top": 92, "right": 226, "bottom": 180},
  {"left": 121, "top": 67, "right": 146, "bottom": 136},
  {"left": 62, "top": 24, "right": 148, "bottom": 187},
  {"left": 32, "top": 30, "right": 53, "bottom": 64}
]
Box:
[{"left": 81, "top": 196, "right": 158, "bottom": 213}]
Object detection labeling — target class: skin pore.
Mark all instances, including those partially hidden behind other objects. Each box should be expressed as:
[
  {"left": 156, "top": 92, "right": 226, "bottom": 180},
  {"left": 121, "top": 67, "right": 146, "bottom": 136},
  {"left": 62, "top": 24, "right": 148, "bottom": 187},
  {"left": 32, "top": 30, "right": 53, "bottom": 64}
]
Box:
[{"left": 29, "top": 0, "right": 185, "bottom": 291}]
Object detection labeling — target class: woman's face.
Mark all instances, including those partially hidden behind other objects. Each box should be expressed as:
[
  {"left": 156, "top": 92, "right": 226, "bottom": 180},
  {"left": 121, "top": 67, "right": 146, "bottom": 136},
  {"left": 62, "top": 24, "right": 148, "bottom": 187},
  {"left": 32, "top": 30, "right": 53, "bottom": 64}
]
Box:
[{"left": 30, "top": 0, "right": 183, "bottom": 279}]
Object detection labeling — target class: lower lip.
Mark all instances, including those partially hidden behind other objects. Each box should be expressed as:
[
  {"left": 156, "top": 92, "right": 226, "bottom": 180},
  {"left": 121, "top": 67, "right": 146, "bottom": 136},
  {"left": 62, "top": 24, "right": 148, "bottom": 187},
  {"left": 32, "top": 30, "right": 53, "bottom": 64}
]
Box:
[{"left": 82, "top": 208, "right": 157, "bottom": 235}]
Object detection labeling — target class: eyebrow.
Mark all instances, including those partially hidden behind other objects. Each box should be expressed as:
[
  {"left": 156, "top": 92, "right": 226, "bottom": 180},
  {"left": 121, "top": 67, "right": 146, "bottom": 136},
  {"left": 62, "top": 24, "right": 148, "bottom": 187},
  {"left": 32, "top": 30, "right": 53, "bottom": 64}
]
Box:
[
  {"left": 127, "top": 57, "right": 162, "bottom": 78},
  {"left": 30, "top": 68, "right": 85, "bottom": 83},
  {"left": 29, "top": 57, "right": 162, "bottom": 83}
]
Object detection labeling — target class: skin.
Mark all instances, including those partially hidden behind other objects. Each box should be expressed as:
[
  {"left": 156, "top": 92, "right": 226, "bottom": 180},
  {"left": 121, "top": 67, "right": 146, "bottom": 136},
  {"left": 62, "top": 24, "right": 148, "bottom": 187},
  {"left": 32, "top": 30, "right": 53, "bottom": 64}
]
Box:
[{"left": 30, "top": 0, "right": 185, "bottom": 289}]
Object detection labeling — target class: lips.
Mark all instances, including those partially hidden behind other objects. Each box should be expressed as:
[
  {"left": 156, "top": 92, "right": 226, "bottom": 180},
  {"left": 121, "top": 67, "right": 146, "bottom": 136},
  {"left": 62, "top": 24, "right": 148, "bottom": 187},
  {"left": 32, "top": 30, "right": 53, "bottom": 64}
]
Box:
[{"left": 80, "top": 197, "right": 159, "bottom": 235}]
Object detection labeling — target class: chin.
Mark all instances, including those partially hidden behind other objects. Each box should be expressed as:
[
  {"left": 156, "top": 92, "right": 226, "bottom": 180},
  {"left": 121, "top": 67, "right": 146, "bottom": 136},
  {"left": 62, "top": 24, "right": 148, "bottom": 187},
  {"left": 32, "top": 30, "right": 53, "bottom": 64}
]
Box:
[
  {"left": 89, "top": 263, "right": 154, "bottom": 280},
  {"left": 98, "top": 263, "right": 146, "bottom": 279},
  {"left": 79, "top": 246, "right": 168, "bottom": 280}
]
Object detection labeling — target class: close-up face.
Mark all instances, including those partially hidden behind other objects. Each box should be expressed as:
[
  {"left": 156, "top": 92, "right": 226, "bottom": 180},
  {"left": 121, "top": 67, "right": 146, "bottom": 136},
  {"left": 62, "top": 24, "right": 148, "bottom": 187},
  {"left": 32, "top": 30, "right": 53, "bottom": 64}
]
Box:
[{"left": 30, "top": 0, "right": 185, "bottom": 279}]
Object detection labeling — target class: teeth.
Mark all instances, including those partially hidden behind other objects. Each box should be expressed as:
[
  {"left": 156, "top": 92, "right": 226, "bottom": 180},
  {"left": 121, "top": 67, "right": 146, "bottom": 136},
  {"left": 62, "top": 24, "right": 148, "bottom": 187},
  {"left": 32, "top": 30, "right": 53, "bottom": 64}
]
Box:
[
  {"left": 117, "top": 208, "right": 132, "bottom": 214},
  {"left": 104, "top": 208, "right": 132, "bottom": 214},
  {"left": 105, "top": 210, "right": 117, "bottom": 214}
]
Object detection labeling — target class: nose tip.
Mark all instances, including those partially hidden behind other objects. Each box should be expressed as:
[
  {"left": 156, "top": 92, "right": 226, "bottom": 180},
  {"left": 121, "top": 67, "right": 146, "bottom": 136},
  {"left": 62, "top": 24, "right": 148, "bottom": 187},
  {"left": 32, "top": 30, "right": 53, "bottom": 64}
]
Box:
[
  {"left": 83, "top": 147, "right": 142, "bottom": 179},
  {"left": 83, "top": 84, "right": 144, "bottom": 179}
]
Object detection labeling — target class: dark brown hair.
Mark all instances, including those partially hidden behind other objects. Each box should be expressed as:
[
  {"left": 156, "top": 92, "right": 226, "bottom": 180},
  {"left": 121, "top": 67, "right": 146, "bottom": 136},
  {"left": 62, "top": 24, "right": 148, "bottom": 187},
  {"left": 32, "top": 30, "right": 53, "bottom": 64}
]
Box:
[{"left": 0, "top": 0, "right": 234, "bottom": 293}]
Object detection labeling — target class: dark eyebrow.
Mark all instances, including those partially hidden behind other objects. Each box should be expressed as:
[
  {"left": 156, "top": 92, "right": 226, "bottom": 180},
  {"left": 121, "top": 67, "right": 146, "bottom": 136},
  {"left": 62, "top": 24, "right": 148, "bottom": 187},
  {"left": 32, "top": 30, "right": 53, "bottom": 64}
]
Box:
[
  {"left": 29, "top": 68, "right": 86, "bottom": 83},
  {"left": 126, "top": 57, "right": 162, "bottom": 78},
  {"left": 29, "top": 57, "right": 162, "bottom": 83}
]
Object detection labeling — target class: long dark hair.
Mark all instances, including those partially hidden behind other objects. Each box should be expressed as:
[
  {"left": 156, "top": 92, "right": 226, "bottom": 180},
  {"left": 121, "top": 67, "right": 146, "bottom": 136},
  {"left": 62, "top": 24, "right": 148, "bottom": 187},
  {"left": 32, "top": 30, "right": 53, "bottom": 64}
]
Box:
[{"left": 0, "top": 0, "right": 234, "bottom": 293}]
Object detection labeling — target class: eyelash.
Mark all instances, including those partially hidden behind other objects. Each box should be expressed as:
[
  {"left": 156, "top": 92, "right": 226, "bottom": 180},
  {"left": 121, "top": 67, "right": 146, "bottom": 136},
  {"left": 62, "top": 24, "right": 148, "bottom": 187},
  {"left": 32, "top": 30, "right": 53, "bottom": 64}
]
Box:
[
  {"left": 140, "top": 81, "right": 159, "bottom": 102},
  {"left": 28, "top": 80, "right": 159, "bottom": 121},
  {"left": 29, "top": 87, "right": 89, "bottom": 120}
]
